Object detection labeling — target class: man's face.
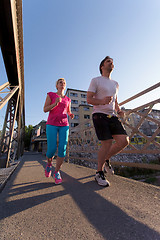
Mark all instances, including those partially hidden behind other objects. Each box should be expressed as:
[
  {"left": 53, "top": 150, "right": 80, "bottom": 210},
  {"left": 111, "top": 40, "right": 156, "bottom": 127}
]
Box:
[{"left": 103, "top": 58, "right": 114, "bottom": 72}]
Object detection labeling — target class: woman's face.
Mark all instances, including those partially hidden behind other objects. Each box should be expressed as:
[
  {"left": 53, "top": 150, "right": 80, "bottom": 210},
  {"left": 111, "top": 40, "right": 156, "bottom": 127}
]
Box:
[{"left": 57, "top": 79, "right": 66, "bottom": 90}]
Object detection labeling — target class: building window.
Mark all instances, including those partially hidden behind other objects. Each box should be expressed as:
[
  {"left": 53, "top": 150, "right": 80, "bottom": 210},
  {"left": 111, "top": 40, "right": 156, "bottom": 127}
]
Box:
[
  {"left": 83, "top": 106, "right": 90, "bottom": 111},
  {"left": 81, "top": 94, "right": 86, "bottom": 98},
  {"left": 74, "top": 115, "right": 79, "bottom": 119},
  {"left": 84, "top": 115, "right": 90, "bottom": 119},
  {"left": 71, "top": 107, "right": 79, "bottom": 112},
  {"left": 70, "top": 92, "right": 78, "bottom": 97},
  {"left": 81, "top": 101, "right": 87, "bottom": 104},
  {"left": 85, "top": 123, "right": 91, "bottom": 127},
  {"left": 71, "top": 123, "right": 79, "bottom": 127},
  {"left": 71, "top": 99, "right": 78, "bottom": 104}
]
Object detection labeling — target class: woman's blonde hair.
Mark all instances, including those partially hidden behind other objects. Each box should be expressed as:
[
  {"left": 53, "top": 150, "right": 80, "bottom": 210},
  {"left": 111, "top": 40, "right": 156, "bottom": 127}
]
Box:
[{"left": 56, "top": 78, "right": 66, "bottom": 90}]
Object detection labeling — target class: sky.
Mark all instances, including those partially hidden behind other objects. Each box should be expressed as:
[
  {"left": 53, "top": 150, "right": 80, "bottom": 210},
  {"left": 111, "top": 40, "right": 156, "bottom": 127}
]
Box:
[{"left": 0, "top": 0, "right": 160, "bottom": 128}]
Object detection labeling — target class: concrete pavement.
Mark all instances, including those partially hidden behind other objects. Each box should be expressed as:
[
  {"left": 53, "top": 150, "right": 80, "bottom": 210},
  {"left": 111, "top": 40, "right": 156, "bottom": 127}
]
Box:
[{"left": 0, "top": 152, "right": 160, "bottom": 240}]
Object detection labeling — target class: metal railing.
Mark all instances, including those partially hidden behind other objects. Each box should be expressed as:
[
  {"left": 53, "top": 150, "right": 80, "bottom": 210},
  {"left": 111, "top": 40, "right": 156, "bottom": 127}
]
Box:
[
  {"left": 0, "top": 0, "right": 24, "bottom": 168},
  {"left": 66, "top": 82, "right": 160, "bottom": 170}
]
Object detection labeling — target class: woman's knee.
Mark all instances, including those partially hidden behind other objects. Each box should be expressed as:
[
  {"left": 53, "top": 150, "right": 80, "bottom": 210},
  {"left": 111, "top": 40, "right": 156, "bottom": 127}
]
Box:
[
  {"left": 46, "top": 147, "right": 57, "bottom": 158},
  {"left": 58, "top": 148, "right": 66, "bottom": 158},
  {"left": 58, "top": 143, "right": 67, "bottom": 158}
]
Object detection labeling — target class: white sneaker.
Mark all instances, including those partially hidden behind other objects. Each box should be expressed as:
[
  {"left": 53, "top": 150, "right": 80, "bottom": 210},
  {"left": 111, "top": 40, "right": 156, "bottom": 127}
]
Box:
[
  {"left": 104, "top": 160, "right": 114, "bottom": 175},
  {"left": 95, "top": 171, "right": 110, "bottom": 187}
]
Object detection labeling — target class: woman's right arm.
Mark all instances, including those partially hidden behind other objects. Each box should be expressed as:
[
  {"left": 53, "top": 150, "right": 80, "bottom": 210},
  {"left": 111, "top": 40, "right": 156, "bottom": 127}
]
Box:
[{"left": 43, "top": 94, "right": 59, "bottom": 113}]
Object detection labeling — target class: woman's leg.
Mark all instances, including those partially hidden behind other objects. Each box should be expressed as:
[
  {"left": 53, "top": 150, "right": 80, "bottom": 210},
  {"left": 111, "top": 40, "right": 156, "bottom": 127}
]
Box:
[
  {"left": 45, "top": 125, "right": 58, "bottom": 178},
  {"left": 46, "top": 125, "right": 58, "bottom": 164},
  {"left": 55, "top": 126, "right": 69, "bottom": 172}
]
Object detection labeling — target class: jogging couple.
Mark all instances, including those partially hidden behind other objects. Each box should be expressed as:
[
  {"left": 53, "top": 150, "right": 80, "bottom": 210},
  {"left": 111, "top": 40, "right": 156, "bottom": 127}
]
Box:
[{"left": 43, "top": 56, "right": 129, "bottom": 186}]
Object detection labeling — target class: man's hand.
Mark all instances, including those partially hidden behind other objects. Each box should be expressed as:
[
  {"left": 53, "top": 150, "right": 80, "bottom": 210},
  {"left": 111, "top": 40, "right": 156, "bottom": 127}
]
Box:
[
  {"left": 100, "top": 96, "right": 113, "bottom": 105},
  {"left": 118, "top": 110, "right": 125, "bottom": 118}
]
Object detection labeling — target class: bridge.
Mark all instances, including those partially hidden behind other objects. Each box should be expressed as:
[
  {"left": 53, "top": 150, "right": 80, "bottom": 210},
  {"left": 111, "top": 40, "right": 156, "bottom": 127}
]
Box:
[
  {"left": 0, "top": 0, "right": 24, "bottom": 168},
  {"left": 0, "top": 152, "right": 160, "bottom": 240},
  {"left": 0, "top": 1, "right": 160, "bottom": 239}
]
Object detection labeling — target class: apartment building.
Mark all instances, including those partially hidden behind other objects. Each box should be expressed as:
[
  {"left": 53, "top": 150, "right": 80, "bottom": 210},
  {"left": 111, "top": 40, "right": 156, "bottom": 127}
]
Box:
[{"left": 66, "top": 88, "right": 93, "bottom": 133}]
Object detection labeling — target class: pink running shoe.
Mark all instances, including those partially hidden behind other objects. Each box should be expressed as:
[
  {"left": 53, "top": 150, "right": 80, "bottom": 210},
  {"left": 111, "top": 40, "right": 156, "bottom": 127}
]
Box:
[
  {"left": 54, "top": 171, "right": 62, "bottom": 184},
  {"left": 45, "top": 164, "right": 52, "bottom": 178}
]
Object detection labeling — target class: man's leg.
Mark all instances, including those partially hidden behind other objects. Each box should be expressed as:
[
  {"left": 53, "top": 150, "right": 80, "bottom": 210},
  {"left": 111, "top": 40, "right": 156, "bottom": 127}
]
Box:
[
  {"left": 103, "top": 135, "right": 129, "bottom": 174},
  {"left": 105, "top": 135, "right": 129, "bottom": 160},
  {"left": 97, "top": 139, "right": 112, "bottom": 172},
  {"left": 95, "top": 139, "right": 112, "bottom": 186}
]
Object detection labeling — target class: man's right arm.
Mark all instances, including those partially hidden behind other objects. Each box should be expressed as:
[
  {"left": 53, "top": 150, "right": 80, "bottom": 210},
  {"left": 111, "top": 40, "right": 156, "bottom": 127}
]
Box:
[{"left": 87, "top": 91, "right": 113, "bottom": 106}]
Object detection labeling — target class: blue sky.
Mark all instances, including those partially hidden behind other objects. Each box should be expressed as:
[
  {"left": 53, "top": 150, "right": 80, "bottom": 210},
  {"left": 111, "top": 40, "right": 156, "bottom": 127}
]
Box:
[{"left": 0, "top": 0, "right": 160, "bottom": 128}]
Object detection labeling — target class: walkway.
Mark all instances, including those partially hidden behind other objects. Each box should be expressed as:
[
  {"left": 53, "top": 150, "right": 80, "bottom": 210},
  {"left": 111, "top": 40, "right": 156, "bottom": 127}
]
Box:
[{"left": 0, "top": 152, "right": 160, "bottom": 240}]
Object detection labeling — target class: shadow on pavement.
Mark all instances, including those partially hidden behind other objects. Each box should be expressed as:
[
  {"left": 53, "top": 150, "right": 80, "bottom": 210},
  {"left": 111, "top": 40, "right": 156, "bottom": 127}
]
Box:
[{"left": 0, "top": 153, "right": 159, "bottom": 240}]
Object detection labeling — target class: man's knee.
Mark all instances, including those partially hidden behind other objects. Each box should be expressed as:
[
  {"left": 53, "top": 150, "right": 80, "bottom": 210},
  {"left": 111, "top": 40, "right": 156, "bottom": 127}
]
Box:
[
  {"left": 122, "top": 136, "right": 129, "bottom": 147},
  {"left": 116, "top": 136, "right": 129, "bottom": 148}
]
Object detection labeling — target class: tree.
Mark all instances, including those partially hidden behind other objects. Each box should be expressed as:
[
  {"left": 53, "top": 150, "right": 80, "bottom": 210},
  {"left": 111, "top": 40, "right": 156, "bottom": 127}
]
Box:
[{"left": 24, "top": 125, "right": 33, "bottom": 150}]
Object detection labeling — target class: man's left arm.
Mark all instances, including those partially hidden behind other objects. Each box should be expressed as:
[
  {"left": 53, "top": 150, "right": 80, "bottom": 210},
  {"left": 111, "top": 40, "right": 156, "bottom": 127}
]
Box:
[{"left": 115, "top": 97, "right": 125, "bottom": 118}]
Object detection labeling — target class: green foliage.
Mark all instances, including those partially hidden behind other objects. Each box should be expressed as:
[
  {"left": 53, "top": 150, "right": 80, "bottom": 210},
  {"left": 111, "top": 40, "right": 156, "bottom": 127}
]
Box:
[
  {"left": 144, "top": 177, "right": 157, "bottom": 184},
  {"left": 24, "top": 125, "right": 33, "bottom": 150},
  {"left": 114, "top": 166, "right": 160, "bottom": 186},
  {"left": 149, "top": 158, "right": 160, "bottom": 165},
  {"left": 114, "top": 166, "right": 157, "bottom": 178}
]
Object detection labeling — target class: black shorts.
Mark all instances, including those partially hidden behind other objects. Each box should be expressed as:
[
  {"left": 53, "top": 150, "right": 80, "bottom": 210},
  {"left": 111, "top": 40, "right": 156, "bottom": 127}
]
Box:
[{"left": 92, "top": 113, "right": 127, "bottom": 140}]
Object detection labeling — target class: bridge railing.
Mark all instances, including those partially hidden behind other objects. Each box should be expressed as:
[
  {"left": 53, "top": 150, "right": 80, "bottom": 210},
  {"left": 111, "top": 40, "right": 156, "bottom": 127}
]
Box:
[
  {"left": 66, "top": 83, "right": 160, "bottom": 171},
  {"left": 0, "top": 0, "right": 24, "bottom": 168}
]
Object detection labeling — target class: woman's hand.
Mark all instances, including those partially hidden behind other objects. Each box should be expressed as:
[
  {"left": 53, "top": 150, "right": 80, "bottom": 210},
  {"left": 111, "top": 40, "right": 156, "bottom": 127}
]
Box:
[
  {"left": 69, "top": 113, "right": 74, "bottom": 119},
  {"left": 55, "top": 97, "right": 62, "bottom": 105},
  {"left": 43, "top": 95, "right": 62, "bottom": 113}
]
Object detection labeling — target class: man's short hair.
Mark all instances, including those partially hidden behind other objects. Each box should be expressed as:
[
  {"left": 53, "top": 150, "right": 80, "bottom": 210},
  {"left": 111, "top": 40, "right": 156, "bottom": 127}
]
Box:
[{"left": 99, "top": 56, "right": 112, "bottom": 74}]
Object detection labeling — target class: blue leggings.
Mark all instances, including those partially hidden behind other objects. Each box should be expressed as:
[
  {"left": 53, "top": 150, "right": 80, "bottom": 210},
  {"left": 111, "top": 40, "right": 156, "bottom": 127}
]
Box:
[{"left": 46, "top": 125, "right": 69, "bottom": 158}]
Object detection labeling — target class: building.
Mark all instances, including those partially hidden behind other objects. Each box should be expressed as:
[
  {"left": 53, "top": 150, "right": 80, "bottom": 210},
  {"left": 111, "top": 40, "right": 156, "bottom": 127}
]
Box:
[
  {"left": 66, "top": 88, "right": 93, "bottom": 133},
  {"left": 31, "top": 120, "right": 47, "bottom": 152}
]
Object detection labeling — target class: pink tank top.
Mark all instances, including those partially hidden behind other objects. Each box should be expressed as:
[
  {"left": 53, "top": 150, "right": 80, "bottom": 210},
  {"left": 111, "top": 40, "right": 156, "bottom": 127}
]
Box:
[{"left": 46, "top": 92, "right": 71, "bottom": 126}]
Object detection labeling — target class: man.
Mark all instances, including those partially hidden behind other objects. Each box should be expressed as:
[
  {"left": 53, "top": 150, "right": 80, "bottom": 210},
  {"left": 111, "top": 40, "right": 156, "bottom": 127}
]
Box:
[{"left": 87, "top": 56, "right": 129, "bottom": 187}]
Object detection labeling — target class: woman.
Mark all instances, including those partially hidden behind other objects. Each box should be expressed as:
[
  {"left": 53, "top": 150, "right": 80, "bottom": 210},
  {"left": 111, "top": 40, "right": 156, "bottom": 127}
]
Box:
[{"left": 43, "top": 78, "right": 74, "bottom": 184}]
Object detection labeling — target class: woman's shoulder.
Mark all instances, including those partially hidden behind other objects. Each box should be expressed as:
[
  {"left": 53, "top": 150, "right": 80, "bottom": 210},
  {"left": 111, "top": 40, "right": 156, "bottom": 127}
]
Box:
[
  {"left": 47, "top": 92, "right": 56, "bottom": 98},
  {"left": 65, "top": 95, "right": 71, "bottom": 102}
]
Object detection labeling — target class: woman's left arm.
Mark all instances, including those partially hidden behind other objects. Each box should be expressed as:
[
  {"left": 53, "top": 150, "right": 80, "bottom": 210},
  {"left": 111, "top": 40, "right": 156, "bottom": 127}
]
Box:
[{"left": 67, "top": 102, "right": 74, "bottom": 119}]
